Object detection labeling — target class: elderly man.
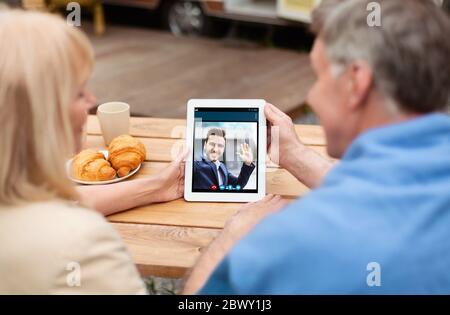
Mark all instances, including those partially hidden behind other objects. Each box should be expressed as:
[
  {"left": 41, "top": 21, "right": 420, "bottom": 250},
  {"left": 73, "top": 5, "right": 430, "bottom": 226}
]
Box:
[{"left": 184, "top": 0, "right": 450, "bottom": 294}]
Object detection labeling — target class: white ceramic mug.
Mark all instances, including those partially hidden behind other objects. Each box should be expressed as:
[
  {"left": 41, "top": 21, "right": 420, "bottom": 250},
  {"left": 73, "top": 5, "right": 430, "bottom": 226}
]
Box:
[{"left": 97, "top": 102, "right": 130, "bottom": 145}]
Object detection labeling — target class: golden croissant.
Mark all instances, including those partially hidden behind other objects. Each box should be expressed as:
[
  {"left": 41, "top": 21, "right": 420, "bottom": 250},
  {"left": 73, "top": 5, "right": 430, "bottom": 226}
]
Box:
[
  {"left": 108, "top": 135, "right": 146, "bottom": 177},
  {"left": 72, "top": 149, "right": 117, "bottom": 181}
]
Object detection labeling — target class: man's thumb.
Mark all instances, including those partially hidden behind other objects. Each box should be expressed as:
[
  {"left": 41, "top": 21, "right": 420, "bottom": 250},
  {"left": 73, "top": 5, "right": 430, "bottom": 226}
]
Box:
[{"left": 264, "top": 103, "right": 280, "bottom": 125}]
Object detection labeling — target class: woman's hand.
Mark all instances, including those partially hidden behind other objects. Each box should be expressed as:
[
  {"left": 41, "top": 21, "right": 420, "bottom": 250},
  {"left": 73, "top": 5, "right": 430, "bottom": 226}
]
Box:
[
  {"left": 77, "top": 149, "right": 188, "bottom": 215},
  {"left": 149, "top": 149, "right": 188, "bottom": 203}
]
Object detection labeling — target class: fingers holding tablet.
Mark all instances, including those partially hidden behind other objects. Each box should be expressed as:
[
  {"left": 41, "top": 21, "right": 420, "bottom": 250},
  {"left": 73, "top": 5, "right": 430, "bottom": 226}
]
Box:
[{"left": 265, "top": 102, "right": 304, "bottom": 169}]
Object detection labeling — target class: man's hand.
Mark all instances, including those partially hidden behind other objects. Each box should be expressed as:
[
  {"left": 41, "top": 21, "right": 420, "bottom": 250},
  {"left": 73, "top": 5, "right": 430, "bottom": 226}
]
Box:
[
  {"left": 265, "top": 102, "right": 304, "bottom": 169},
  {"left": 183, "top": 194, "right": 287, "bottom": 295},
  {"left": 238, "top": 143, "right": 254, "bottom": 166},
  {"left": 265, "top": 102, "right": 333, "bottom": 188},
  {"left": 223, "top": 194, "right": 288, "bottom": 243}
]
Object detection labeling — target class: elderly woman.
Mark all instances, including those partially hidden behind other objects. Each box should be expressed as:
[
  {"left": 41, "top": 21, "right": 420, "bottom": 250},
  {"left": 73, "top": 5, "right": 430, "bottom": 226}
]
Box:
[{"left": 0, "top": 10, "right": 186, "bottom": 293}]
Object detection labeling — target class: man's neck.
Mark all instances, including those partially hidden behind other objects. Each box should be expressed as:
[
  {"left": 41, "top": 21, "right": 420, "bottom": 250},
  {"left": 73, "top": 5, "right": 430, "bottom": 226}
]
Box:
[{"left": 355, "top": 97, "right": 421, "bottom": 137}]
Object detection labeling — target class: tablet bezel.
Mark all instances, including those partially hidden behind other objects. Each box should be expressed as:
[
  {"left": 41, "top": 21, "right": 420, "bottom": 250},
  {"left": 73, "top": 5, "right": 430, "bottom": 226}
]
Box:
[{"left": 184, "top": 99, "right": 266, "bottom": 202}]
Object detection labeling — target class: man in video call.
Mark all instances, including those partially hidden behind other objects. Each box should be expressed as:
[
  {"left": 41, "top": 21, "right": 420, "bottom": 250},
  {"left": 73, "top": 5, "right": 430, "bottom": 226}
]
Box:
[{"left": 193, "top": 128, "right": 255, "bottom": 191}]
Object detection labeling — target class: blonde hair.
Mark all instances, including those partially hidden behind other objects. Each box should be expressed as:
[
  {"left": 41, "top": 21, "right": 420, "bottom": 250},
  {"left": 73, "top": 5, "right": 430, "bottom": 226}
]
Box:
[{"left": 0, "top": 10, "right": 94, "bottom": 205}]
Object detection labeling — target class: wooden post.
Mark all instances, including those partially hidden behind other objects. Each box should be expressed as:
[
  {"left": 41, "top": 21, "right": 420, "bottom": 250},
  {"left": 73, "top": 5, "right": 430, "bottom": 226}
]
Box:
[
  {"left": 93, "top": 1, "right": 105, "bottom": 36},
  {"left": 22, "top": 0, "right": 47, "bottom": 10}
]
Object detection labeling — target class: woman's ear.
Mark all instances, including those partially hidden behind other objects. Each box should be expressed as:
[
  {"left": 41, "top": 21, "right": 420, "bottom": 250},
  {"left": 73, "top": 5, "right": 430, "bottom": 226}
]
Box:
[{"left": 347, "top": 61, "right": 374, "bottom": 111}]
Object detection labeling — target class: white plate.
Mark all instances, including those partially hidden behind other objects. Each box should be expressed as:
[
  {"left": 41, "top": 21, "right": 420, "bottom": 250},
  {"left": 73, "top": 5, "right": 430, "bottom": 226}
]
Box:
[{"left": 66, "top": 150, "right": 141, "bottom": 185}]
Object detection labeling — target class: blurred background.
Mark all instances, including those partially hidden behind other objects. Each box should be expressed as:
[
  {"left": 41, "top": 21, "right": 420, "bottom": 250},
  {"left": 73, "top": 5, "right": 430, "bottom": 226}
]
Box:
[
  {"left": 2, "top": 0, "right": 450, "bottom": 126},
  {"left": 2, "top": 0, "right": 329, "bottom": 124}
]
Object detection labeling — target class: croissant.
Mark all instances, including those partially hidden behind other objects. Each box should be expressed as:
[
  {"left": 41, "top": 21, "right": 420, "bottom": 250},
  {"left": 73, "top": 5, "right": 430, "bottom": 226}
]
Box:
[
  {"left": 108, "top": 135, "right": 146, "bottom": 177},
  {"left": 72, "top": 149, "right": 117, "bottom": 181}
]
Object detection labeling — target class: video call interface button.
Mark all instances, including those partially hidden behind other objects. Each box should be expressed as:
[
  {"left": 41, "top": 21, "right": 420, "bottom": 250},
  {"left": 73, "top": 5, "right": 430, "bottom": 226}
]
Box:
[{"left": 210, "top": 185, "right": 243, "bottom": 191}]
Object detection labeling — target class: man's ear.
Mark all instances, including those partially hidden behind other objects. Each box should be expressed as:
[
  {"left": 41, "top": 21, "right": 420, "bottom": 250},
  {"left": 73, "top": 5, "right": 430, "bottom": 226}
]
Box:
[{"left": 347, "top": 61, "right": 374, "bottom": 111}]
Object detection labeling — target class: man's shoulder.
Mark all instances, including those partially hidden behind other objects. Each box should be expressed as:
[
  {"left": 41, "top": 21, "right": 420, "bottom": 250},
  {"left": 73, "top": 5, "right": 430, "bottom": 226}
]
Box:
[
  {"left": 194, "top": 158, "right": 212, "bottom": 169},
  {"left": 195, "top": 157, "right": 208, "bottom": 164}
]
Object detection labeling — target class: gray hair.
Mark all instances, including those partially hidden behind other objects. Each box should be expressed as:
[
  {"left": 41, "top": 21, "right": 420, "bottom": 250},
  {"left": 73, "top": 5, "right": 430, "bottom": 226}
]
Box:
[{"left": 311, "top": 0, "right": 450, "bottom": 113}]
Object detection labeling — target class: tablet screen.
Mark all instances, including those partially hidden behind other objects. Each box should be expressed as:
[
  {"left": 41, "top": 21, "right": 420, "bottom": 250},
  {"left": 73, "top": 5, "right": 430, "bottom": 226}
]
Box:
[{"left": 192, "top": 107, "right": 259, "bottom": 193}]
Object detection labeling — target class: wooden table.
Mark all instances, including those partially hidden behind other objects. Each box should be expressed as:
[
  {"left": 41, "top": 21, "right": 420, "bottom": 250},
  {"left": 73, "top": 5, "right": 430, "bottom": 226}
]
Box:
[{"left": 85, "top": 115, "right": 327, "bottom": 278}]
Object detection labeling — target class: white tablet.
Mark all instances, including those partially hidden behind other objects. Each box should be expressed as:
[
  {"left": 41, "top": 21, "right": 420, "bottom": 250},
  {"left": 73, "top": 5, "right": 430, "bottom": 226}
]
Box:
[{"left": 184, "top": 99, "right": 266, "bottom": 202}]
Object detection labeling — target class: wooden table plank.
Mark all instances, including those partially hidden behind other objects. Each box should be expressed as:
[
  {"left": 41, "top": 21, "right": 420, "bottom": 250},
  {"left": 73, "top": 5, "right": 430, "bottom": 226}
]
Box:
[
  {"left": 86, "top": 115, "right": 186, "bottom": 139},
  {"left": 108, "top": 199, "right": 241, "bottom": 229},
  {"left": 85, "top": 135, "right": 179, "bottom": 162},
  {"left": 85, "top": 134, "right": 328, "bottom": 163},
  {"left": 112, "top": 222, "right": 220, "bottom": 278},
  {"left": 134, "top": 162, "right": 310, "bottom": 198},
  {"left": 86, "top": 115, "right": 326, "bottom": 146},
  {"left": 108, "top": 166, "right": 302, "bottom": 229}
]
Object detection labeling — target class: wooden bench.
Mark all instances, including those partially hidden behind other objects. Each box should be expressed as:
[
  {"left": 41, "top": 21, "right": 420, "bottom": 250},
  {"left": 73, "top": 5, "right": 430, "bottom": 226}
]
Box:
[{"left": 85, "top": 115, "right": 327, "bottom": 278}]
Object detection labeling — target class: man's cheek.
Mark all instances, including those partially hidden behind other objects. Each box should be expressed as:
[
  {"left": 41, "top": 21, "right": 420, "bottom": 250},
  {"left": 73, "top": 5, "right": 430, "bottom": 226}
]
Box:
[
  {"left": 305, "top": 84, "right": 316, "bottom": 107},
  {"left": 306, "top": 83, "right": 323, "bottom": 113}
]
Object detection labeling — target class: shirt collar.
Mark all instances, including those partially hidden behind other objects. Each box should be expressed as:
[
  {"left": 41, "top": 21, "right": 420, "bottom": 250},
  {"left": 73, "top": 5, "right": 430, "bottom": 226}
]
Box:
[{"left": 342, "top": 113, "right": 450, "bottom": 161}]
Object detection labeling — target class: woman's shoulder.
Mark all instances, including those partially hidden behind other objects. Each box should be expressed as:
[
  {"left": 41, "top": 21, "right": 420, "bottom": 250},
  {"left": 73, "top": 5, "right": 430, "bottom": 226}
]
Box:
[
  {"left": 0, "top": 200, "right": 146, "bottom": 294},
  {"left": 0, "top": 200, "right": 115, "bottom": 270},
  {"left": 0, "top": 200, "right": 111, "bottom": 240}
]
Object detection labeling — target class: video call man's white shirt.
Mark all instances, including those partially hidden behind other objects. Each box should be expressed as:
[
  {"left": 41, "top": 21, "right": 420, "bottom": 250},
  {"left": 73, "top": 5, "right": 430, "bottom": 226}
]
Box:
[{"left": 213, "top": 160, "right": 223, "bottom": 186}]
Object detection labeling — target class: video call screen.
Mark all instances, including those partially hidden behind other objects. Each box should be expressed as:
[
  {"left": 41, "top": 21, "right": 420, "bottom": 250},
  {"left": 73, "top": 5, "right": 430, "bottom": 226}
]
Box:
[{"left": 192, "top": 107, "right": 259, "bottom": 193}]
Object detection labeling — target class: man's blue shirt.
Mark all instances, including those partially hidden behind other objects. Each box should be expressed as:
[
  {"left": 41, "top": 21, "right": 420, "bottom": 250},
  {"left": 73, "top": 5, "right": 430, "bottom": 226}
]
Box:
[{"left": 200, "top": 114, "right": 450, "bottom": 294}]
